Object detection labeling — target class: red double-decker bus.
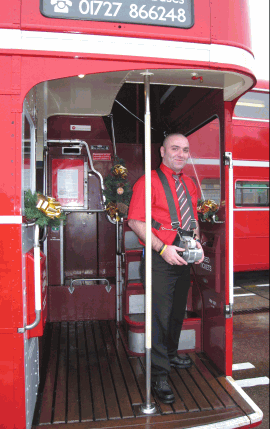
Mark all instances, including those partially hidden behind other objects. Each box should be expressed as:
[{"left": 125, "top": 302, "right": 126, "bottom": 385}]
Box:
[
  {"left": 0, "top": 1, "right": 265, "bottom": 429},
  {"left": 232, "top": 80, "right": 269, "bottom": 272},
  {"left": 184, "top": 80, "right": 269, "bottom": 272}
]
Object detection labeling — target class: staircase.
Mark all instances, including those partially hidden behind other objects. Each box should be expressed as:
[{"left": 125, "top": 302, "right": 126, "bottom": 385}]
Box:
[{"left": 122, "top": 220, "right": 202, "bottom": 355}]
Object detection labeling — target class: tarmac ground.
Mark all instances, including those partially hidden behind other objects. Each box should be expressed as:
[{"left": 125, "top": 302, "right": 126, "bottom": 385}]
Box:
[{"left": 233, "top": 270, "right": 269, "bottom": 429}]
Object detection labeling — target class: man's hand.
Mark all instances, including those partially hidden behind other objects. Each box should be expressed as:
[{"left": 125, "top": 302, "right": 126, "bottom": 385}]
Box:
[
  {"left": 195, "top": 241, "right": 204, "bottom": 264},
  {"left": 161, "top": 245, "right": 188, "bottom": 266}
]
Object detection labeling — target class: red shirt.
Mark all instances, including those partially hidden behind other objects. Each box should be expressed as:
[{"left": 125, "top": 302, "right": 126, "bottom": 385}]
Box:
[{"left": 127, "top": 163, "right": 198, "bottom": 245}]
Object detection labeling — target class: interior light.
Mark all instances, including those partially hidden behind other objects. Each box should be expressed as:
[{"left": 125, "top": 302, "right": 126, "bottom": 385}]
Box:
[
  {"left": 78, "top": 74, "right": 85, "bottom": 78},
  {"left": 236, "top": 101, "right": 265, "bottom": 108}
]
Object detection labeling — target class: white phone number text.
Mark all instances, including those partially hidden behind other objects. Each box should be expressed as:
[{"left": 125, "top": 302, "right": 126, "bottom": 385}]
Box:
[{"left": 78, "top": 1, "right": 188, "bottom": 22}]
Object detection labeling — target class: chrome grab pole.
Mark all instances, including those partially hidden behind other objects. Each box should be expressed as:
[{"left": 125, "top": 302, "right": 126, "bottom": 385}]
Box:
[
  {"left": 224, "top": 152, "right": 234, "bottom": 317},
  {"left": 116, "top": 219, "right": 123, "bottom": 323},
  {"left": 140, "top": 71, "right": 157, "bottom": 415},
  {"left": 227, "top": 152, "right": 234, "bottom": 314},
  {"left": 60, "top": 218, "right": 64, "bottom": 285},
  {"left": 18, "top": 224, "right": 41, "bottom": 333}
]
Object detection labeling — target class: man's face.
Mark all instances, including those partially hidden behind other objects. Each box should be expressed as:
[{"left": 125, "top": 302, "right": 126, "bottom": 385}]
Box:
[{"left": 160, "top": 135, "right": 189, "bottom": 173}]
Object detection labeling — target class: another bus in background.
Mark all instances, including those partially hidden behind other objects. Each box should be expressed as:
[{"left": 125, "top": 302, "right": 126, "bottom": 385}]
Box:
[{"left": 233, "top": 80, "right": 269, "bottom": 272}]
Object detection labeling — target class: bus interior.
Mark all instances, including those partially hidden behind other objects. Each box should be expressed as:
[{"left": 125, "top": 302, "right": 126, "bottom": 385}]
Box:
[{"left": 22, "top": 69, "right": 261, "bottom": 428}]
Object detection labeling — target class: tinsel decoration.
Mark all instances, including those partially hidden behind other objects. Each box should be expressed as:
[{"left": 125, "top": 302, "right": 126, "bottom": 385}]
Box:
[
  {"left": 197, "top": 199, "right": 219, "bottom": 223},
  {"left": 103, "top": 157, "right": 132, "bottom": 220},
  {"left": 106, "top": 202, "right": 120, "bottom": 222},
  {"left": 112, "top": 163, "right": 128, "bottom": 179},
  {"left": 24, "top": 190, "right": 66, "bottom": 227}
]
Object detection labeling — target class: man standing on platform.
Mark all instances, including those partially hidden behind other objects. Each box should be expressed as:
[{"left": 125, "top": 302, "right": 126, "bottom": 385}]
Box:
[{"left": 128, "top": 133, "right": 204, "bottom": 404}]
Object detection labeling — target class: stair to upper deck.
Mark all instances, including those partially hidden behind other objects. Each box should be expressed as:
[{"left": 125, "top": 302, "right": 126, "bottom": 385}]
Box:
[{"left": 122, "top": 221, "right": 202, "bottom": 355}]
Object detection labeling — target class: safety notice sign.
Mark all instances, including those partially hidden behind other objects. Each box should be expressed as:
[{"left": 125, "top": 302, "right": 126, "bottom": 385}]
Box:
[{"left": 92, "top": 153, "right": 111, "bottom": 161}]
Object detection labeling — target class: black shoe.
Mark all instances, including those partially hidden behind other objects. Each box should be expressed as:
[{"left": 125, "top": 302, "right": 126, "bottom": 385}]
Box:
[
  {"left": 152, "top": 377, "right": 175, "bottom": 404},
  {"left": 179, "top": 353, "right": 192, "bottom": 363},
  {"left": 169, "top": 354, "right": 192, "bottom": 368}
]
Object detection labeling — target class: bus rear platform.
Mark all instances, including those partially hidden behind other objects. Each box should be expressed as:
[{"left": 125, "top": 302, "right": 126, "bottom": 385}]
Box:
[{"left": 32, "top": 320, "right": 258, "bottom": 429}]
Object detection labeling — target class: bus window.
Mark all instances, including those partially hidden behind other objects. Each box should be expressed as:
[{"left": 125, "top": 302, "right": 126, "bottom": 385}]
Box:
[
  {"left": 22, "top": 105, "right": 36, "bottom": 215},
  {"left": 235, "top": 181, "right": 269, "bottom": 206},
  {"left": 234, "top": 92, "right": 269, "bottom": 120},
  {"left": 201, "top": 179, "right": 221, "bottom": 202},
  {"left": 22, "top": 113, "right": 36, "bottom": 193},
  {"left": 187, "top": 118, "right": 221, "bottom": 205},
  {"left": 22, "top": 116, "right": 31, "bottom": 191}
]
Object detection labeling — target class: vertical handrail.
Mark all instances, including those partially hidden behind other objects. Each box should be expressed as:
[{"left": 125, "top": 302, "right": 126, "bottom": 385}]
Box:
[
  {"left": 116, "top": 219, "right": 121, "bottom": 323},
  {"left": 33, "top": 224, "right": 42, "bottom": 314},
  {"left": 19, "top": 224, "right": 41, "bottom": 333},
  {"left": 46, "top": 139, "right": 106, "bottom": 205},
  {"left": 228, "top": 154, "right": 234, "bottom": 311},
  {"left": 140, "top": 71, "right": 156, "bottom": 415},
  {"left": 60, "top": 219, "right": 64, "bottom": 285},
  {"left": 224, "top": 152, "right": 234, "bottom": 316}
]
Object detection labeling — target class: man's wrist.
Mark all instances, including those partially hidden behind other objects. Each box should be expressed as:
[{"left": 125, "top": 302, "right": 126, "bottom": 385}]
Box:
[{"left": 159, "top": 243, "right": 167, "bottom": 255}]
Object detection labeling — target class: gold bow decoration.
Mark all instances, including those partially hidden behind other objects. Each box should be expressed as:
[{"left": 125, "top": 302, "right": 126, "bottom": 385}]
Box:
[
  {"left": 24, "top": 190, "right": 66, "bottom": 227},
  {"left": 106, "top": 202, "right": 120, "bottom": 221},
  {"left": 112, "top": 164, "right": 128, "bottom": 179},
  {"left": 36, "top": 193, "right": 62, "bottom": 219},
  {"left": 197, "top": 199, "right": 219, "bottom": 222}
]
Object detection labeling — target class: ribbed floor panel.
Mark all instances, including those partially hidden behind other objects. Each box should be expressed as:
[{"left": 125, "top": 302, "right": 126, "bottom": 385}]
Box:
[{"left": 32, "top": 321, "right": 254, "bottom": 429}]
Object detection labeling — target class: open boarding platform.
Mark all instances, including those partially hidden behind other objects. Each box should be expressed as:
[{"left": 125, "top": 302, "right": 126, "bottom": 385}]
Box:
[{"left": 33, "top": 320, "right": 257, "bottom": 429}]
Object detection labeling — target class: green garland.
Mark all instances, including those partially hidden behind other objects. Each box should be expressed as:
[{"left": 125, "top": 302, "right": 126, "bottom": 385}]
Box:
[
  {"left": 103, "top": 157, "right": 132, "bottom": 217},
  {"left": 24, "top": 190, "right": 66, "bottom": 227}
]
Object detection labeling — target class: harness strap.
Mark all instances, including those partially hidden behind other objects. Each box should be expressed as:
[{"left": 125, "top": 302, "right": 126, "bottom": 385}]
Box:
[
  {"left": 152, "top": 167, "right": 196, "bottom": 235},
  {"left": 156, "top": 167, "right": 179, "bottom": 227},
  {"left": 151, "top": 219, "right": 162, "bottom": 230}
]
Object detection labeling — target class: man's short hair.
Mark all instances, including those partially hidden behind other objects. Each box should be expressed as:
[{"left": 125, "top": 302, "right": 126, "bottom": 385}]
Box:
[{"left": 163, "top": 133, "right": 186, "bottom": 147}]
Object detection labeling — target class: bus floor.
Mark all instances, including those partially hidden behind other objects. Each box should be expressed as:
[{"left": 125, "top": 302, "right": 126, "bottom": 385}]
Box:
[{"left": 32, "top": 320, "right": 254, "bottom": 429}]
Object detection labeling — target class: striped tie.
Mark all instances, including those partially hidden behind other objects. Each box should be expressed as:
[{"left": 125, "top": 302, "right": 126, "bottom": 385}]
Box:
[{"left": 173, "top": 175, "right": 191, "bottom": 231}]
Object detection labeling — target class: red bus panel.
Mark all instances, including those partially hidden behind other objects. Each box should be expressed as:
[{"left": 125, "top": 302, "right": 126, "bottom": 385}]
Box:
[{"left": 0, "top": 0, "right": 252, "bottom": 53}]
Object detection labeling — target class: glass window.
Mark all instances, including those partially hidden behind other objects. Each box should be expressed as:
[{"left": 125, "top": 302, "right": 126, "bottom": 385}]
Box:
[
  {"left": 234, "top": 92, "right": 269, "bottom": 120},
  {"left": 22, "top": 107, "right": 36, "bottom": 215},
  {"left": 201, "top": 179, "right": 221, "bottom": 202},
  {"left": 235, "top": 181, "right": 269, "bottom": 207},
  {"left": 22, "top": 117, "right": 32, "bottom": 191},
  {"left": 187, "top": 118, "right": 221, "bottom": 205}
]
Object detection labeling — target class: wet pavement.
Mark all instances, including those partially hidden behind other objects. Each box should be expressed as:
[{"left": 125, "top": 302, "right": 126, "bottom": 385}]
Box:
[
  {"left": 233, "top": 270, "right": 269, "bottom": 429},
  {"left": 233, "top": 270, "right": 269, "bottom": 312}
]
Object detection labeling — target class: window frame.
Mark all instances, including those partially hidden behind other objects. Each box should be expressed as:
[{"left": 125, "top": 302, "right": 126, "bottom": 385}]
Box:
[
  {"left": 233, "top": 91, "right": 269, "bottom": 121},
  {"left": 235, "top": 180, "right": 269, "bottom": 207}
]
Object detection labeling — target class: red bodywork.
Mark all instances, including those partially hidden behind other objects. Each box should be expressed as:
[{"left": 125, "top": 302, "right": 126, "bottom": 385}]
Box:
[
  {"left": 0, "top": 0, "right": 252, "bottom": 54},
  {"left": 233, "top": 80, "right": 269, "bottom": 272},
  {"left": 0, "top": 1, "right": 261, "bottom": 428}
]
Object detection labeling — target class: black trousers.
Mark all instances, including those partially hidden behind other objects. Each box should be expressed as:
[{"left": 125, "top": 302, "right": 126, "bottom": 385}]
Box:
[{"left": 141, "top": 249, "right": 191, "bottom": 378}]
